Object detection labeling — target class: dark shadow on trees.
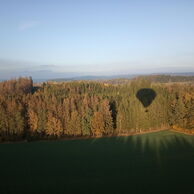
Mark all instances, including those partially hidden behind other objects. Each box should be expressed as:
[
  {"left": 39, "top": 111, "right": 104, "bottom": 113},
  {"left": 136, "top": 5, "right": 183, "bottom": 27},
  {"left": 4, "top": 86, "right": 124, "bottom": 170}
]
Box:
[
  {"left": 32, "top": 86, "right": 41, "bottom": 94},
  {"left": 109, "top": 100, "right": 117, "bottom": 130},
  {"left": 136, "top": 88, "right": 157, "bottom": 109}
]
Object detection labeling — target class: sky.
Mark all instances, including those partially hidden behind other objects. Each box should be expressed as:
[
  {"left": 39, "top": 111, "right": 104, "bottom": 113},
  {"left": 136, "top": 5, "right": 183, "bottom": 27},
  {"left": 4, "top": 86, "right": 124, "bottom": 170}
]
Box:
[{"left": 0, "top": 0, "right": 194, "bottom": 79}]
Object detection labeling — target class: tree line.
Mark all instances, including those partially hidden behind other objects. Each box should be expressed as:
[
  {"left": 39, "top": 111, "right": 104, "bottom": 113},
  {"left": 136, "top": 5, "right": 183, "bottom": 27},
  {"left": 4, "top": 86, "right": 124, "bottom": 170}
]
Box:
[{"left": 0, "top": 77, "right": 194, "bottom": 141}]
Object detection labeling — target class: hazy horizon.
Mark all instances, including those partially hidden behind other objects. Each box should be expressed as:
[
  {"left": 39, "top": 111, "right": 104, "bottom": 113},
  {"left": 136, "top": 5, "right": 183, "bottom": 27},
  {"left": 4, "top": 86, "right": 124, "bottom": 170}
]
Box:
[{"left": 1, "top": 0, "right": 194, "bottom": 79}]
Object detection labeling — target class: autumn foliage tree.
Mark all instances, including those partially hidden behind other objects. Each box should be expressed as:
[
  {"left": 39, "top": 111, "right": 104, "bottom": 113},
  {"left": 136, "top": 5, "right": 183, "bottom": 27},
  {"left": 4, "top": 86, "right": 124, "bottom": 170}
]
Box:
[{"left": 0, "top": 77, "right": 194, "bottom": 142}]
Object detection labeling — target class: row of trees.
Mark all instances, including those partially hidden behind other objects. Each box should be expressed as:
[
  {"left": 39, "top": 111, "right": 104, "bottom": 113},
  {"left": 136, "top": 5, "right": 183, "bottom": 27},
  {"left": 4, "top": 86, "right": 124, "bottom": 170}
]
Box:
[
  {"left": 0, "top": 77, "right": 194, "bottom": 141},
  {"left": 27, "top": 94, "right": 113, "bottom": 137}
]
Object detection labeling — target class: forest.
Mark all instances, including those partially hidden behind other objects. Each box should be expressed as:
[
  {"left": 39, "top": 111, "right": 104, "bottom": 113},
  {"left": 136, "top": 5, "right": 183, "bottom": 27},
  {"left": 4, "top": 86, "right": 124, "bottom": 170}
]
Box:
[{"left": 0, "top": 77, "right": 194, "bottom": 142}]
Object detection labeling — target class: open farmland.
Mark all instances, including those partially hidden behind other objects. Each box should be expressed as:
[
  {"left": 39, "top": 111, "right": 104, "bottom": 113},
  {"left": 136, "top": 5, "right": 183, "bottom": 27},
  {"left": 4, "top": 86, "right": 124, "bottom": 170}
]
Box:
[{"left": 0, "top": 130, "right": 194, "bottom": 194}]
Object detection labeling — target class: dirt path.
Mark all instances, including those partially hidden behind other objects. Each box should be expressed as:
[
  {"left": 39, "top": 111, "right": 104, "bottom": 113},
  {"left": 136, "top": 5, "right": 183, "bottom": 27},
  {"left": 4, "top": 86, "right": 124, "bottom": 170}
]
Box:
[{"left": 2, "top": 128, "right": 193, "bottom": 144}]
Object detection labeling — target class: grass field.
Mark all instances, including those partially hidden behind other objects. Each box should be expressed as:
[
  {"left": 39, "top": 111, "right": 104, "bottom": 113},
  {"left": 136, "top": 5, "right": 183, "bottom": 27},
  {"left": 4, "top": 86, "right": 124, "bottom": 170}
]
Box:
[{"left": 0, "top": 130, "right": 194, "bottom": 194}]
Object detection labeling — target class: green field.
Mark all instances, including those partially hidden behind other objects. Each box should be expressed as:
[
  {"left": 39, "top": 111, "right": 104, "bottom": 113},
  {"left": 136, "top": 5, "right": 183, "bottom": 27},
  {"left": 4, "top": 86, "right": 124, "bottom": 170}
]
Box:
[{"left": 1, "top": 130, "right": 194, "bottom": 194}]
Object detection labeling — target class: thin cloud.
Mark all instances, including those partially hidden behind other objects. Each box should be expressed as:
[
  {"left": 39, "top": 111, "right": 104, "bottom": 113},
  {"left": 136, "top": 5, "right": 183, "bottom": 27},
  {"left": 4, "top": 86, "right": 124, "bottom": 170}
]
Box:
[{"left": 18, "top": 21, "right": 40, "bottom": 31}]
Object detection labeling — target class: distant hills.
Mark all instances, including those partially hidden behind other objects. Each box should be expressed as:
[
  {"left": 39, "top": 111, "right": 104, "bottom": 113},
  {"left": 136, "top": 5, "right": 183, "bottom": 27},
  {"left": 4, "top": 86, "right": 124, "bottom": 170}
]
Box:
[
  {"left": 49, "top": 74, "right": 137, "bottom": 82},
  {"left": 48, "top": 72, "right": 194, "bottom": 83},
  {"left": 1, "top": 72, "right": 194, "bottom": 83},
  {"left": 134, "top": 74, "right": 194, "bottom": 83}
]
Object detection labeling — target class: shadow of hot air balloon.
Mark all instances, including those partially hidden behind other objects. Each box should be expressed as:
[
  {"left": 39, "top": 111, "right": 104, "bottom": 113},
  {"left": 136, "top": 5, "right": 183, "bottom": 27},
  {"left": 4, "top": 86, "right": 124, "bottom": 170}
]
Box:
[{"left": 136, "top": 88, "right": 157, "bottom": 112}]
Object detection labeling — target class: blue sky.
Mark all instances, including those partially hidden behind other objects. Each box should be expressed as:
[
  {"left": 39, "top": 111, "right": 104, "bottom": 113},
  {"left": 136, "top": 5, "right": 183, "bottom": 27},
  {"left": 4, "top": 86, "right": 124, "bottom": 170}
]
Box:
[{"left": 0, "top": 0, "right": 194, "bottom": 79}]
